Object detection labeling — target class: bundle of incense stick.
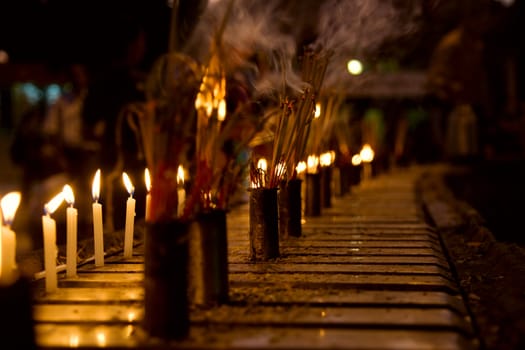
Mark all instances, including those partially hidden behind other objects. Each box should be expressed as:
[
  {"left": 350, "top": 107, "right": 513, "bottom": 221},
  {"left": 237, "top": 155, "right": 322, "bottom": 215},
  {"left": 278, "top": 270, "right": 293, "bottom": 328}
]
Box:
[{"left": 257, "top": 48, "right": 331, "bottom": 189}]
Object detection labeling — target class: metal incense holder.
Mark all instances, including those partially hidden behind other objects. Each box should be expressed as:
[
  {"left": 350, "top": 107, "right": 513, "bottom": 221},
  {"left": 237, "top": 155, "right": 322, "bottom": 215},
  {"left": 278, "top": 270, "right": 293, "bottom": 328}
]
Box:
[
  {"left": 337, "top": 164, "right": 352, "bottom": 196},
  {"left": 320, "top": 166, "right": 333, "bottom": 208},
  {"left": 143, "top": 220, "right": 190, "bottom": 340},
  {"left": 189, "top": 209, "right": 229, "bottom": 307},
  {"left": 278, "top": 179, "right": 303, "bottom": 239},
  {"left": 0, "top": 276, "right": 36, "bottom": 348},
  {"left": 350, "top": 164, "right": 361, "bottom": 187},
  {"left": 305, "top": 173, "right": 322, "bottom": 217},
  {"left": 249, "top": 187, "right": 280, "bottom": 261}
]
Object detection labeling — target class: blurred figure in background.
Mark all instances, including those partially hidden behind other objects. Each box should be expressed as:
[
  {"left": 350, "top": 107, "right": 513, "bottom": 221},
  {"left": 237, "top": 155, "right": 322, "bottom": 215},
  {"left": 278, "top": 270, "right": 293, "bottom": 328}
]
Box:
[
  {"left": 43, "top": 64, "right": 95, "bottom": 179},
  {"left": 426, "top": 1, "right": 494, "bottom": 161}
]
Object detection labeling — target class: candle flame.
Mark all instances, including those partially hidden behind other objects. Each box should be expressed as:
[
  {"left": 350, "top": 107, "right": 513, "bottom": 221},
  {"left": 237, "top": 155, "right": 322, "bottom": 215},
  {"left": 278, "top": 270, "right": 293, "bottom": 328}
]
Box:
[
  {"left": 206, "top": 99, "right": 213, "bottom": 118},
  {"left": 360, "top": 144, "right": 375, "bottom": 163},
  {"left": 45, "top": 191, "right": 64, "bottom": 215},
  {"left": 177, "top": 165, "right": 185, "bottom": 185},
  {"left": 62, "top": 184, "right": 75, "bottom": 207},
  {"left": 296, "top": 161, "right": 307, "bottom": 175},
  {"left": 217, "top": 98, "right": 226, "bottom": 121},
  {"left": 92, "top": 169, "right": 101, "bottom": 202},
  {"left": 96, "top": 332, "right": 106, "bottom": 347},
  {"left": 1, "top": 191, "right": 21, "bottom": 225},
  {"left": 319, "top": 152, "right": 332, "bottom": 167},
  {"left": 69, "top": 334, "right": 79, "bottom": 347},
  {"left": 351, "top": 154, "right": 362, "bottom": 166},
  {"left": 195, "top": 92, "right": 203, "bottom": 110},
  {"left": 257, "top": 158, "right": 267, "bottom": 171},
  {"left": 307, "top": 155, "right": 319, "bottom": 174},
  {"left": 314, "top": 102, "right": 321, "bottom": 118},
  {"left": 144, "top": 168, "right": 151, "bottom": 192},
  {"left": 122, "top": 172, "right": 135, "bottom": 196}
]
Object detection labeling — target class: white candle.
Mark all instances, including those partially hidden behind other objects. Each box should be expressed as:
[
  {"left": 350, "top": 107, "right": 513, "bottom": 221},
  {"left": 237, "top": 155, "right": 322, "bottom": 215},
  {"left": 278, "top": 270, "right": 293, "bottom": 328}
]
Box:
[
  {"left": 177, "top": 165, "right": 185, "bottom": 218},
  {"left": 63, "top": 185, "right": 77, "bottom": 278},
  {"left": 144, "top": 168, "right": 151, "bottom": 222},
  {"left": 42, "top": 192, "right": 64, "bottom": 293},
  {"left": 122, "top": 172, "right": 135, "bottom": 258},
  {"left": 0, "top": 226, "right": 16, "bottom": 284},
  {"left": 92, "top": 169, "right": 104, "bottom": 267},
  {"left": 0, "top": 191, "right": 21, "bottom": 285}
]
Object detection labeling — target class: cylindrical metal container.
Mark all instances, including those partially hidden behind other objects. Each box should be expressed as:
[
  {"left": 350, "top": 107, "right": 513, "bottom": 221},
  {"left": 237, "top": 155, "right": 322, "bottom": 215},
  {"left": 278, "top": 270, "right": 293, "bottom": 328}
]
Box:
[
  {"left": 144, "top": 220, "right": 190, "bottom": 340},
  {"left": 189, "top": 209, "right": 229, "bottom": 307},
  {"left": 249, "top": 187, "right": 279, "bottom": 261}
]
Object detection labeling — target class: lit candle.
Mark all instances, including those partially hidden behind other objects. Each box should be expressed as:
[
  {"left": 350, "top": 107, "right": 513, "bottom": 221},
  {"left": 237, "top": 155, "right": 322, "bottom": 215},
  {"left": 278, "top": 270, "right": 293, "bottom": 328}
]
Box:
[
  {"left": 307, "top": 155, "right": 319, "bottom": 174},
  {"left": 360, "top": 144, "right": 375, "bottom": 182},
  {"left": 42, "top": 191, "right": 64, "bottom": 293},
  {"left": 296, "top": 161, "right": 307, "bottom": 177},
  {"left": 177, "top": 165, "right": 185, "bottom": 218},
  {"left": 0, "top": 191, "right": 21, "bottom": 285},
  {"left": 122, "top": 172, "right": 136, "bottom": 258},
  {"left": 92, "top": 169, "right": 104, "bottom": 267},
  {"left": 63, "top": 185, "right": 77, "bottom": 278},
  {"left": 144, "top": 168, "right": 151, "bottom": 222},
  {"left": 256, "top": 158, "right": 267, "bottom": 187}
]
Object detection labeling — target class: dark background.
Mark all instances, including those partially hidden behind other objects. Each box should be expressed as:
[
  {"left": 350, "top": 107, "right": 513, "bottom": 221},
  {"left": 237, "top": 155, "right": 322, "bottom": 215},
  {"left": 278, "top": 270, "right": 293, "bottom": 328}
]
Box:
[{"left": 0, "top": 0, "right": 172, "bottom": 69}]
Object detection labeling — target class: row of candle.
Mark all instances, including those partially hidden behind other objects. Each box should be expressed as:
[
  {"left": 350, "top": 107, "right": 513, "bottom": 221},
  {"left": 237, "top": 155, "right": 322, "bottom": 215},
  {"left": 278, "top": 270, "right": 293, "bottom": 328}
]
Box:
[
  {"left": 41, "top": 168, "right": 140, "bottom": 293},
  {"left": 44, "top": 167, "right": 186, "bottom": 293}
]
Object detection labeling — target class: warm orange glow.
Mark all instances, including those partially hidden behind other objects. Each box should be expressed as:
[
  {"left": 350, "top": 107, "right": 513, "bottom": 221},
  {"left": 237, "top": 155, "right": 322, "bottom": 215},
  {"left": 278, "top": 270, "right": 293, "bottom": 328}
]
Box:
[
  {"left": 257, "top": 158, "right": 267, "bottom": 172},
  {"left": 314, "top": 102, "right": 321, "bottom": 118},
  {"left": 296, "top": 161, "right": 307, "bottom": 175},
  {"left": 195, "top": 92, "right": 203, "bottom": 110},
  {"left": 319, "top": 152, "right": 332, "bottom": 167},
  {"left": 351, "top": 154, "right": 362, "bottom": 166},
  {"left": 144, "top": 168, "right": 151, "bottom": 193},
  {"left": 217, "top": 99, "right": 226, "bottom": 121},
  {"left": 0, "top": 191, "right": 21, "bottom": 225},
  {"left": 62, "top": 185, "right": 75, "bottom": 207},
  {"left": 69, "top": 334, "right": 79, "bottom": 347},
  {"left": 177, "top": 165, "right": 185, "bottom": 185},
  {"left": 360, "top": 144, "right": 375, "bottom": 163},
  {"left": 92, "top": 169, "right": 101, "bottom": 202},
  {"left": 307, "top": 155, "right": 319, "bottom": 174},
  {"left": 96, "top": 332, "right": 106, "bottom": 347},
  {"left": 122, "top": 172, "right": 134, "bottom": 196}
]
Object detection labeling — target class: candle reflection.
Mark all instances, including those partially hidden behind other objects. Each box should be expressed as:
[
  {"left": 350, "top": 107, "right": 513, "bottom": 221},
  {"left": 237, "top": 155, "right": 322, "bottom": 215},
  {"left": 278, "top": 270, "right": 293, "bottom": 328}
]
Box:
[
  {"left": 69, "top": 334, "right": 79, "bottom": 347},
  {"left": 96, "top": 332, "right": 106, "bottom": 347}
]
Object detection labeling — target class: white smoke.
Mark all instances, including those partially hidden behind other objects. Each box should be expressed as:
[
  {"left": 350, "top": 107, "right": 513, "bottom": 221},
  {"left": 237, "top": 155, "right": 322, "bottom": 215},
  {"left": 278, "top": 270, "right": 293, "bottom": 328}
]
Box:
[
  {"left": 183, "top": 0, "right": 305, "bottom": 97},
  {"left": 183, "top": 0, "right": 419, "bottom": 96},
  {"left": 312, "top": 0, "right": 420, "bottom": 90}
]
